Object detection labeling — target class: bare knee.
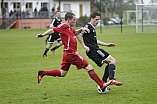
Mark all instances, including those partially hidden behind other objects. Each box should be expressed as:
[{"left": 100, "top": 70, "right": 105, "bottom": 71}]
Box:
[
  {"left": 105, "top": 55, "right": 116, "bottom": 64},
  {"left": 46, "top": 44, "right": 53, "bottom": 49},
  {"left": 85, "top": 64, "right": 93, "bottom": 71},
  {"left": 61, "top": 70, "right": 68, "bottom": 77},
  {"left": 111, "top": 58, "right": 116, "bottom": 64}
]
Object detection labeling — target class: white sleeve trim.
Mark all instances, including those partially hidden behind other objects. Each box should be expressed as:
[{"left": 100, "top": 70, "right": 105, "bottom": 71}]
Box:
[{"left": 50, "top": 18, "right": 55, "bottom": 26}]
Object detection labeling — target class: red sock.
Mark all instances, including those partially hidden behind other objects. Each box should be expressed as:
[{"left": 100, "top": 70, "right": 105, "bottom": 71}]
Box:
[
  {"left": 88, "top": 69, "right": 103, "bottom": 87},
  {"left": 43, "top": 69, "right": 61, "bottom": 77}
]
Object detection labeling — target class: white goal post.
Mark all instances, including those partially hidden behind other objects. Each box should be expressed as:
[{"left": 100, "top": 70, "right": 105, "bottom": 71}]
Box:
[{"left": 136, "top": 3, "right": 157, "bottom": 33}]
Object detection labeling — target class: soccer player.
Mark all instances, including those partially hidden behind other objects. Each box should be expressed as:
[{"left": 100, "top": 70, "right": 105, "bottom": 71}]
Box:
[
  {"left": 36, "top": 12, "right": 112, "bottom": 90},
  {"left": 78, "top": 12, "right": 122, "bottom": 86},
  {"left": 43, "top": 11, "right": 62, "bottom": 57}
]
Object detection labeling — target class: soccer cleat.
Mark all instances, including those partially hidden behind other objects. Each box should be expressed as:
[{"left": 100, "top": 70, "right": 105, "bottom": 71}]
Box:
[
  {"left": 108, "top": 86, "right": 111, "bottom": 90},
  {"left": 103, "top": 83, "right": 111, "bottom": 90},
  {"left": 101, "top": 80, "right": 112, "bottom": 90},
  {"left": 43, "top": 55, "right": 48, "bottom": 58},
  {"left": 109, "top": 79, "right": 123, "bottom": 86},
  {"left": 38, "top": 70, "right": 43, "bottom": 84},
  {"left": 102, "top": 80, "right": 111, "bottom": 90},
  {"left": 51, "top": 50, "right": 55, "bottom": 55}
]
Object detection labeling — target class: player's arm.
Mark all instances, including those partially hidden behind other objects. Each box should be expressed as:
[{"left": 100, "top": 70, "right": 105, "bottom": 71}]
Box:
[
  {"left": 49, "top": 24, "right": 54, "bottom": 29},
  {"left": 36, "top": 29, "right": 54, "bottom": 39},
  {"left": 49, "top": 18, "right": 55, "bottom": 28},
  {"left": 76, "top": 34, "right": 90, "bottom": 52},
  {"left": 97, "top": 40, "right": 116, "bottom": 47},
  {"left": 75, "top": 28, "right": 90, "bottom": 35}
]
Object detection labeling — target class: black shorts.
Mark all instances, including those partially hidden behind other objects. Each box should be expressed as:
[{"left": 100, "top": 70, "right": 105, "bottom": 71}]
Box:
[
  {"left": 86, "top": 48, "right": 110, "bottom": 67},
  {"left": 48, "top": 33, "right": 61, "bottom": 44}
]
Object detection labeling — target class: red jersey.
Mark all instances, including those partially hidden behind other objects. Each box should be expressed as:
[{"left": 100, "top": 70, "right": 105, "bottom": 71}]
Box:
[{"left": 53, "top": 24, "right": 77, "bottom": 53}]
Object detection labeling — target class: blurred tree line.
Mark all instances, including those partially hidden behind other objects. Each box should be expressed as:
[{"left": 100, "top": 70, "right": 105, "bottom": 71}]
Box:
[{"left": 80, "top": 0, "right": 139, "bottom": 24}]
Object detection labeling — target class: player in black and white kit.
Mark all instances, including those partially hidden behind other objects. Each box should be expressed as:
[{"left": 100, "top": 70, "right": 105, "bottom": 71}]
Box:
[
  {"left": 78, "top": 12, "right": 122, "bottom": 87},
  {"left": 43, "top": 11, "right": 62, "bottom": 57}
]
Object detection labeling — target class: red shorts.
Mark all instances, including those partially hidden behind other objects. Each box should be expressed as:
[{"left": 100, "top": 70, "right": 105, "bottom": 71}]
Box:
[{"left": 61, "top": 51, "right": 89, "bottom": 71}]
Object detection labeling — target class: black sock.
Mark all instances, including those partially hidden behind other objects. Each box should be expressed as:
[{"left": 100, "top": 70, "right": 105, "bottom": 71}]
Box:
[
  {"left": 102, "top": 64, "right": 109, "bottom": 82},
  {"left": 46, "top": 35, "right": 50, "bottom": 40},
  {"left": 51, "top": 46, "right": 59, "bottom": 51},
  {"left": 108, "top": 63, "right": 115, "bottom": 80},
  {"left": 43, "top": 48, "right": 49, "bottom": 55}
]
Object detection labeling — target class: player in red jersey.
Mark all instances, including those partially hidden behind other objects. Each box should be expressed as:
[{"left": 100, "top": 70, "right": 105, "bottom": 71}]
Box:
[{"left": 36, "top": 12, "right": 112, "bottom": 90}]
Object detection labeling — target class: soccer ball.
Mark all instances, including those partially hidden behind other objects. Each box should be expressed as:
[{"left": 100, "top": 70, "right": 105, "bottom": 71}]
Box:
[{"left": 97, "top": 86, "right": 110, "bottom": 94}]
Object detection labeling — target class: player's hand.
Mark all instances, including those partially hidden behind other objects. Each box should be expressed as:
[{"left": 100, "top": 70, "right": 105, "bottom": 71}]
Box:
[
  {"left": 107, "top": 43, "right": 116, "bottom": 47},
  {"left": 84, "top": 46, "right": 90, "bottom": 52},
  {"left": 36, "top": 34, "right": 43, "bottom": 39},
  {"left": 82, "top": 28, "right": 90, "bottom": 33}
]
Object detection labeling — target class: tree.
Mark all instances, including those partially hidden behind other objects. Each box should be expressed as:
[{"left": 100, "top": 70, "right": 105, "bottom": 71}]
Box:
[
  {"left": 91, "top": 0, "right": 138, "bottom": 18},
  {"left": 151, "top": 0, "right": 157, "bottom": 3},
  {"left": 101, "top": 0, "right": 123, "bottom": 17}
]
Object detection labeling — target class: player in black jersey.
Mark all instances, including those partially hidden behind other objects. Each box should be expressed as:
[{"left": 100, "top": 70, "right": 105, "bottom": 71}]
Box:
[
  {"left": 78, "top": 12, "right": 122, "bottom": 86},
  {"left": 43, "top": 11, "right": 62, "bottom": 57}
]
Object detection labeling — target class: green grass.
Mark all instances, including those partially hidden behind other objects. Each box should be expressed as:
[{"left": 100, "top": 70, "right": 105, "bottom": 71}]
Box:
[
  {"left": 138, "top": 25, "right": 157, "bottom": 33},
  {"left": 0, "top": 26, "right": 157, "bottom": 104}
]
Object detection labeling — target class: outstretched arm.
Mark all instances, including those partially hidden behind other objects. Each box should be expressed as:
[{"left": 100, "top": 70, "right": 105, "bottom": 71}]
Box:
[
  {"left": 49, "top": 24, "right": 54, "bottom": 29},
  {"left": 76, "top": 34, "right": 90, "bottom": 52},
  {"left": 36, "top": 29, "right": 54, "bottom": 39},
  {"left": 75, "top": 28, "right": 90, "bottom": 35},
  {"left": 97, "top": 40, "right": 116, "bottom": 47}
]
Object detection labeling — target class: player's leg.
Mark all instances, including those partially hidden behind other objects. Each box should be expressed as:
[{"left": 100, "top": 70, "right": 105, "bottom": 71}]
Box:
[
  {"left": 86, "top": 49, "right": 109, "bottom": 81},
  {"left": 45, "top": 35, "right": 50, "bottom": 44},
  {"left": 38, "top": 69, "right": 67, "bottom": 77},
  {"left": 51, "top": 41, "right": 62, "bottom": 55},
  {"left": 104, "top": 55, "right": 116, "bottom": 80},
  {"left": 102, "top": 64, "right": 109, "bottom": 82},
  {"left": 105, "top": 55, "right": 122, "bottom": 86},
  {"left": 54, "top": 41, "right": 62, "bottom": 50},
  {"left": 38, "top": 69, "right": 61, "bottom": 83},
  {"left": 56, "top": 41, "right": 62, "bottom": 47},
  {"left": 89, "top": 48, "right": 122, "bottom": 86},
  {"left": 51, "top": 35, "right": 62, "bottom": 55},
  {"left": 72, "top": 52, "right": 112, "bottom": 89},
  {"left": 38, "top": 63, "right": 70, "bottom": 84},
  {"left": 85, "top": 65, "right": 112, "bottom": 89},
  {"left": 43, "top": 43, "right": 53, "bottom": 57},
  {"left": 38, "top": 70, "right": 68, "bottom": 84},
  {"left": 101, "top": 64, "right": 112, "bottom": 90},
  {"left": 43, "top": 35, "right": 54, "bottom": 57}
]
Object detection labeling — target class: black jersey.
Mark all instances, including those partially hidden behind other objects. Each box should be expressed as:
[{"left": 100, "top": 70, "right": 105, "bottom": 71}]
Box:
[
  {"left": 80, "top": 23, "right": 99, "bottom": 50},
  {"left": 51, "top": 17, "right": 62, "bottom": 27},
  {"left": 48, "top": 17, "right": 62, "bottom": 43},
  {"left": 80, "top": 23, "right": 110, "bottom": 67}
]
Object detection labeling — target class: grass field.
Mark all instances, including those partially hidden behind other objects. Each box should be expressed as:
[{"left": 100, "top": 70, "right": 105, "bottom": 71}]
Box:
[{"left": 0, "top": 26, "right": 157, "bottom": 104}]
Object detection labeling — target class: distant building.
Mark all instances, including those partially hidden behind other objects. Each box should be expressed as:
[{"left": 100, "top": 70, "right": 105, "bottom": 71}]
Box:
[
  {"left": 0, "top": 0, "right": 91, "bottom": 29},
  {"left": 0, "top": 0, "right": 91, "bottom": 18}
]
